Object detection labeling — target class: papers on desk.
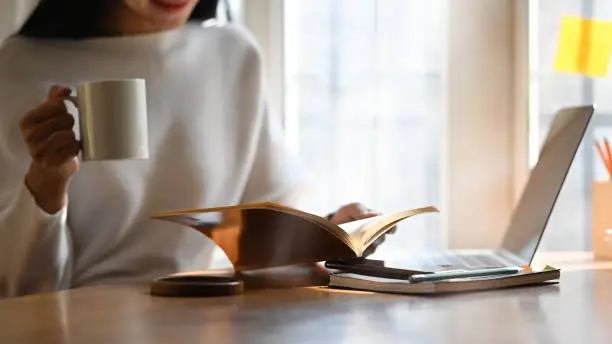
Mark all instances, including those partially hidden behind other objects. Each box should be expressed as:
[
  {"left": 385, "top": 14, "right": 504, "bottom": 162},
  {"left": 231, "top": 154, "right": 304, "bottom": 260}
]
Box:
[{"left": 328, "top": 268, "right": 560, "bottom": 295}]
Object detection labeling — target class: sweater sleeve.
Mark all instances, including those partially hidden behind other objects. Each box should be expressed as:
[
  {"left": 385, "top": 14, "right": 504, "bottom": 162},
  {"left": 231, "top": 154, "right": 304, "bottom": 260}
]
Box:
[
  {"left": 0, "top": 180, "right": 72, "bottom": 298},
  {"left": 0, "top": 86, "right": 73, "bottom": 297}
]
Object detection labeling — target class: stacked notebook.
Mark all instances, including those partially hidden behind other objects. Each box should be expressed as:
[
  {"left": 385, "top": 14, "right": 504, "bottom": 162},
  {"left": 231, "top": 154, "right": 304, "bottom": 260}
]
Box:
[{"left": 328, "top": 268, "right": 560, "bottom": 295}]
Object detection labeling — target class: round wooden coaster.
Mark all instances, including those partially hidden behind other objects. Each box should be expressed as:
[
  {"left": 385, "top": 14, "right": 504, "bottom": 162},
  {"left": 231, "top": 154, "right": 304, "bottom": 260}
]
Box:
[{"left": 150, "top": 275, "right": 243, "bottom": 297}]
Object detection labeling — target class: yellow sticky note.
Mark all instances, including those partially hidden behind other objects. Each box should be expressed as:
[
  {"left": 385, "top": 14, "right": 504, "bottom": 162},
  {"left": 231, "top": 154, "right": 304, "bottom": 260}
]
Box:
[{"left": 554, "top": 15, "right": 612, "bottom": 77}]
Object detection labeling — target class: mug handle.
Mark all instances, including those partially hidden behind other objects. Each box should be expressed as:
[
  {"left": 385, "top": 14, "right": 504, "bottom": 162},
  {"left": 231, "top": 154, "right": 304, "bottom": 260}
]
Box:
[
  {"left": 61, "top": 95, "right": 80, "bottom": 132},
  {"left": 62, "top": 95, "right": 78, "bottom": 108},
  {"left": 61, "top": 95, "right": 83, "bottom": 156}
]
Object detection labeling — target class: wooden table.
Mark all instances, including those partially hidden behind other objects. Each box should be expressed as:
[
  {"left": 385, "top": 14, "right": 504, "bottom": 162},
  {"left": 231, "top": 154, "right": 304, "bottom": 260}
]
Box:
[{"left": 1, "top": 252, "right": 612, "bottom": 344}]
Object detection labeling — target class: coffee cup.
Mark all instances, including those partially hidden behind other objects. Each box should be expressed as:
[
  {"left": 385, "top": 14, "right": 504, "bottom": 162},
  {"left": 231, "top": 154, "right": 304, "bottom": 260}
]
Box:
[{"left": 66, "top": 78, "right": 149, "bottom": 161}]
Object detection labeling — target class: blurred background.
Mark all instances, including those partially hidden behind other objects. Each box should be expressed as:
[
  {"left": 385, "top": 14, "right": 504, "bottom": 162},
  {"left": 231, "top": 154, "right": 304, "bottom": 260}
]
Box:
[{"left": 1, "top": 0, "right": 606, "bottom": 260}]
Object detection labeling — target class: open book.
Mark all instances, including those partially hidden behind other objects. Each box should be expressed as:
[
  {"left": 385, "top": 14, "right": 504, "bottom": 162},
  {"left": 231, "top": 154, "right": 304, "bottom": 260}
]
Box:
[{"left": 152, "top": 202, "right": 438, "bottom": 271}]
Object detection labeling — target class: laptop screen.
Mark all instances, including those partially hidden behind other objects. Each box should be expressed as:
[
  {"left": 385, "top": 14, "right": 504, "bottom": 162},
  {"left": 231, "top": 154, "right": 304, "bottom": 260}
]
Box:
[{"left": 501, "top": 105, "right": 595, "bottom": 264}]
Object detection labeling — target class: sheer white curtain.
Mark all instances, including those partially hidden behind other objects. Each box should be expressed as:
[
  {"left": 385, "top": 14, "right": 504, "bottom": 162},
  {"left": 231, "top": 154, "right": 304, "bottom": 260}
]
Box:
[{"left": 282, "top": 0, "right": 445, "bottom": 255}]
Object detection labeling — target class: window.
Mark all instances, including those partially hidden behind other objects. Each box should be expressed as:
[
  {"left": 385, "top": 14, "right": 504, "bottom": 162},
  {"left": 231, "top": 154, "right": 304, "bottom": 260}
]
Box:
[
  {"left": 530, "top": 0, "right": 611, "bottom": 250},
  {"left": 216, "top": 0, "right": 242, "bottom": 23},
  {"left": 282, "top": 0, "right": 445, "bottom": 254},
  {"left": 238, "top": 0, "right": 521, "bottom": 257}
]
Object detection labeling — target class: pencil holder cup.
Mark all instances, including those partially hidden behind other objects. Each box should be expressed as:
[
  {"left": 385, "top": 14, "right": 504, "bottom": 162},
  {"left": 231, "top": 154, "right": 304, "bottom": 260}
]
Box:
[{"left": 593, "top": 181, "right": 612, "bottom": 260}]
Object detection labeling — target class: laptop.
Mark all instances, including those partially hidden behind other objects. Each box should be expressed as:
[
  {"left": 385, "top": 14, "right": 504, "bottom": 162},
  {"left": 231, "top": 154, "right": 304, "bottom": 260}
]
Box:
[{"left": 391, "top": 104, "right": 596, "bottom": 271}]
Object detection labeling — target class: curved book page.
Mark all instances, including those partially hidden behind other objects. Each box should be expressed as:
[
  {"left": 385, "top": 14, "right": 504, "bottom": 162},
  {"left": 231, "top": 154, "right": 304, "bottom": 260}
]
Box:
[
  {"left": 355, "top": 206, "right": 439, "bottom": 255},
  {"left": 152, "top": 204, "right": 357, "bottom": 271}
]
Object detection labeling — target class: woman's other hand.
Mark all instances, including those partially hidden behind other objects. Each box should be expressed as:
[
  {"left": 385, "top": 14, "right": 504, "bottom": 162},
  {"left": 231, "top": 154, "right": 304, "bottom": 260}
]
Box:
[{"left": 20, "top": 85, "right": 80, "bottom": 213}]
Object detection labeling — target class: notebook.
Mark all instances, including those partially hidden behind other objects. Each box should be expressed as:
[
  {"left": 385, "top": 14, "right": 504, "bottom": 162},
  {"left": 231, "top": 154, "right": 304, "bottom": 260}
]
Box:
[{"left": 328, "top": 268, "right": 560, "bottom": 295}]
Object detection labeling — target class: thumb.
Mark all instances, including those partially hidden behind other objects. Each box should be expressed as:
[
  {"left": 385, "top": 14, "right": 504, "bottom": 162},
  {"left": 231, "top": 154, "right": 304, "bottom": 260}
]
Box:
[{"left": 47, "top": 85, "right": 72, "bottom": 100}]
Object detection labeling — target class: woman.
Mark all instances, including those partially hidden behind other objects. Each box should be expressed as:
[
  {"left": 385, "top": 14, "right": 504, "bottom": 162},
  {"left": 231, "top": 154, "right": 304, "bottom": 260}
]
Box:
[{"left": 0, "top": 0, "right": 387, "bottom": 298}]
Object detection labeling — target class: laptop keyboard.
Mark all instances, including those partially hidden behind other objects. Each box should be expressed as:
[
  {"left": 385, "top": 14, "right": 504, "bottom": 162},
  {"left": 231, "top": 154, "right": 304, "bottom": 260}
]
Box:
[
  {"left": 444, "top": 254, "right": 509, "bottom": 268},
  {"left": 410, "top": 252, "right": 512, "bottom": 270}
]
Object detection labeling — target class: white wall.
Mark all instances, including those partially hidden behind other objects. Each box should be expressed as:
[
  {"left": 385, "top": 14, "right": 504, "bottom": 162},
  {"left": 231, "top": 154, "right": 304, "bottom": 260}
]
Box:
[
  {"left": 445, "top": 0, "right": 529, "bottom": 249},
  {"left": 0, "top": 0, "right": 38, "bottom": 43}
]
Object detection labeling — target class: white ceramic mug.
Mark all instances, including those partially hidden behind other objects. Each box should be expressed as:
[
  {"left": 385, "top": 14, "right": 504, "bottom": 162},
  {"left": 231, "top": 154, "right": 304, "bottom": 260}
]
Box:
[{"left": 68, "top": 79, "right": 149, "bottom": 161}]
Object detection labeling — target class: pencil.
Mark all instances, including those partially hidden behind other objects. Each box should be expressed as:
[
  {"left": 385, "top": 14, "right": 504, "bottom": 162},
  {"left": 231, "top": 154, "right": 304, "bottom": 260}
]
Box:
[
  {"left": 596, "top": 140, "right": 612, "bottom": 179},
  {"left": 605, "top": 137, "right": 612, "bottom": 163}
]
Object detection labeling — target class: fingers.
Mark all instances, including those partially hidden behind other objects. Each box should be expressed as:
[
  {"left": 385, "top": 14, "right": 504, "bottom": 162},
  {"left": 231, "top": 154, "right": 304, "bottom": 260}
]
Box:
[
  {"left": 347, "top": 204, "right": 395, "bottom": 234},
  {"left": 358, "top": 212, "right": 380, "bottom": 220},
  {"left": 363, "top": 237, "right": 385, "bottom": 257},
  {"left": 329, "top": 202, "right": 384, "bottom": 225},
  {"left": 363, "top": 235, "right": 387, "bottom": 257},
  {"left": 25, "top": 112, "right": 75, "bottom": 144},
  {"left": 19, "top": 85, "right": 79, "bottom": 165},
  {"left": 35, "top": 130, "right": 79, "bottom": 166},
  {"left": 20, "top": 84, "right": 71, "bottom": 129},
  {"left": 20, "top": 98, "right": 69, "bottom": 129},
  {"left": 24, "top": 109, "right": 76, "bottom": 160},
  {"left": 51, "top": 140, "right": 80, "bottom": 166},
  {"left": 343, "top": 202, "right": 379, "bottom": 221},
  {"left": 352, "top": 202, "right": 371, "bottom": 215},
  {"left": 48, "top": 85, "right": 72, "bottom": 100}
]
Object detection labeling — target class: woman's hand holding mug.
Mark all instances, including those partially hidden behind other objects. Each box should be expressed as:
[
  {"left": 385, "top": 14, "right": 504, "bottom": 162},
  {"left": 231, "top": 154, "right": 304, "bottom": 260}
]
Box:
[
  {"left": 20, "top": 85, "right": 80, "bottom": 214},
  {"left": 19, "top": 79, "right": 149, "bottom": 214}
]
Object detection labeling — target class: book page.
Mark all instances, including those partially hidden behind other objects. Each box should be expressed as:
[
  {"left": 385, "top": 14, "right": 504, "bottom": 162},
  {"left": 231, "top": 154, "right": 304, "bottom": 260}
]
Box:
[
  {"left": 338, "top": 215, "right": 386, "bottom": 238},
  {"left": 348, "top": 206, "right": 439, "bottom": 255},
  {"left": 153, "top": 202, "right": 353, "bottom": 249}
]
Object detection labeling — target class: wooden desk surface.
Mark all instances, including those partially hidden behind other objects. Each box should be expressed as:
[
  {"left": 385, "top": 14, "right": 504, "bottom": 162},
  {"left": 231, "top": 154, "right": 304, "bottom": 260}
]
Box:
[{"left": 1, "top": 252, "right": 612, "bottom": 344}]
